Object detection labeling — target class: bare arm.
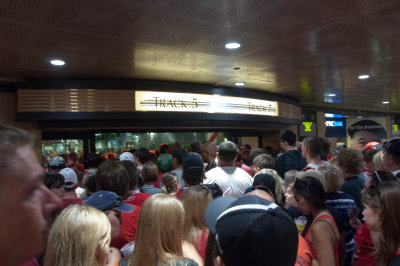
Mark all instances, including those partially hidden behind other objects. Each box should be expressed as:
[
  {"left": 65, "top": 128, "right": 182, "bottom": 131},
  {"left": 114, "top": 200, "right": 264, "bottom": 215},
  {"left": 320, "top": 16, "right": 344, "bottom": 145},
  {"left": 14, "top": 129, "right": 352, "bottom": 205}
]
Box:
[
  {"left": 182, "top": 240, "right": 204, "bottom": 266},
  {"left": 310, "top": 221, "right": 337, "bottom": 266}
]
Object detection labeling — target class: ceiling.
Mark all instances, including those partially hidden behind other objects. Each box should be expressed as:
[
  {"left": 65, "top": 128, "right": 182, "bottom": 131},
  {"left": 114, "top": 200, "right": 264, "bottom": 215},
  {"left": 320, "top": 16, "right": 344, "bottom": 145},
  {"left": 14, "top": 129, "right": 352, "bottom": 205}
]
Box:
[{"left": 1, "top": 0, "right": 400, "bottom": 114}]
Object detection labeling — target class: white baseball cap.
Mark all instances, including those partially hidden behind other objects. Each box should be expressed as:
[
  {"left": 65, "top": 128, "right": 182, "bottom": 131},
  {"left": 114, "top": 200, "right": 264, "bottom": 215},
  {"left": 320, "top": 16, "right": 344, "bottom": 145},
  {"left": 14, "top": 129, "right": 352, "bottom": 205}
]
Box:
[
  {"left": 119, "top": 152, "right": 135, "bottom": 163},
  {"left": 59, "top": 168, "right": 78, "bottom": 189}
]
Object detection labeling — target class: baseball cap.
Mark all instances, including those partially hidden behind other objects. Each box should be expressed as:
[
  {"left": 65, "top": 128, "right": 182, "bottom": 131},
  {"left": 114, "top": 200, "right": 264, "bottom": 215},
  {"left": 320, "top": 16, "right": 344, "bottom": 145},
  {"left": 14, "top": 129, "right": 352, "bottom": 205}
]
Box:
[
  {"left": 205, "top": 195, "right": 298, "bottom": 266},
  {"left": 156, "top": 153, "right": 173, "bottom": 172},
  {"left": 48, "top": 156, "right": 66, "bottom": 169},
  {"left": 85, "top": 191, "right": 134, "bottom": 213},
  {"left": 183, "top": 153, "right": 204, "bottom": 175},
  {"left": 383, "top": 137, "right": 400, "bottom": 157},
  {"left": 251, "top": 174, "right": 276, "bottom": 199},
  {"left": 278, "top": 130, "right": 297, "bottom": 145},
  {"left": 59, "top": 168, "right": 78, "bottom": 189},
  {"left": 119, "top": 152, "right": 135, "bottom": 163},
  {"left": 347, "top": 119, "right": 386, "bottom": 139}
]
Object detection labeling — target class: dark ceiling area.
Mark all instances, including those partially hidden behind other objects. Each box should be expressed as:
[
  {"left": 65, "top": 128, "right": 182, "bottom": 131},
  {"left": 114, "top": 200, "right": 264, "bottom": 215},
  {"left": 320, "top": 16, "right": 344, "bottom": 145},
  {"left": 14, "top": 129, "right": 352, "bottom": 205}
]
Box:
[{"left": 1, "top": 0, "right": 400, "bottom": 113}]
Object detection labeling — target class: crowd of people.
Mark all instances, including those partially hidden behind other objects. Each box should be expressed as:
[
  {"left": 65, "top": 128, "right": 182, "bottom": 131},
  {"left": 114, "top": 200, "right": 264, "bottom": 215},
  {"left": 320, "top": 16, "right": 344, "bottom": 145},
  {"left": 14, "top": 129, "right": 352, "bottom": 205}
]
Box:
[{"left": 1, "top": 123, "right": 400, "bottom": 266}]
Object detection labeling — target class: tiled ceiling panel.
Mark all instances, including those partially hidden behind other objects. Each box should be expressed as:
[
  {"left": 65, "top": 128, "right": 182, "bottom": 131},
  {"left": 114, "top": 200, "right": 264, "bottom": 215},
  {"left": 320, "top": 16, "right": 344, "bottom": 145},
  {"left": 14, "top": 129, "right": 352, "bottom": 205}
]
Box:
[{"left": 0, "top": 0, "right": 399, "bottom": 113}]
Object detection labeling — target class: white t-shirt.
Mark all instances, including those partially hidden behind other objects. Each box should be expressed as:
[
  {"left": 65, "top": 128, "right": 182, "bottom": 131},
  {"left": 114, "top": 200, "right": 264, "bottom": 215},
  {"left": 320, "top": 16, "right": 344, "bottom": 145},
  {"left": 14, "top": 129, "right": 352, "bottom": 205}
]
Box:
[{"left": 204, "top": 166, "right": 253, "bottom": 198}]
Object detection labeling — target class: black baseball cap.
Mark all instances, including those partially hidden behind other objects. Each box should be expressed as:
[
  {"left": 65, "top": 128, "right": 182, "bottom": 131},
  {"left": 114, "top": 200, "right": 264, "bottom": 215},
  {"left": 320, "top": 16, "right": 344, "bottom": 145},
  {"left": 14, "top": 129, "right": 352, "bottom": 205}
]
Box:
[
  {"left": 383, "top": 137, "right": 400, "bottom": 157},
  {"left": 205, "top": 195, "right": 298, "bottom": 266}
]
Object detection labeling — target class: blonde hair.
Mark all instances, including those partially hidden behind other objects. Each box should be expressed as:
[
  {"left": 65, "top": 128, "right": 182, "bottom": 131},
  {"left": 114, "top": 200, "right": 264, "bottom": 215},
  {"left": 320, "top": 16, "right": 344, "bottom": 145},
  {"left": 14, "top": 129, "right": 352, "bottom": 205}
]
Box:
[
  {"left": 317, "top": 164, "right": 344, "bottom": 193},
  {"left": 161, "top": 172, "right": 179, "bottom": 194},
  {"left": 255, "top": 168, "right": 284, "bottom": 204},
  {"left": 181, "top": 185, "right": 212, "bottom": 246},
  {"left": 372, "top": 150, "right": 385, "bottom": 171},
  {"left": 130, "top": 194, "right": 185, "bottom": 266},
  {"left": 283, "top": 170, "right": 298, "bottom": 186},
  {"left": 44, "top": 205, "right": 111, "bottom": 266}
]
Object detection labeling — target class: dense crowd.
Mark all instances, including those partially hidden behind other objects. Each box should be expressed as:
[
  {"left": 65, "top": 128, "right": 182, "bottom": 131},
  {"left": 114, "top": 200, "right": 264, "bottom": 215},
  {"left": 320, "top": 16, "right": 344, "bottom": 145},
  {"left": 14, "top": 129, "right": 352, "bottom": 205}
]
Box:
[{"left": 1, "top": 124, "right": 399, "bottom": 266}]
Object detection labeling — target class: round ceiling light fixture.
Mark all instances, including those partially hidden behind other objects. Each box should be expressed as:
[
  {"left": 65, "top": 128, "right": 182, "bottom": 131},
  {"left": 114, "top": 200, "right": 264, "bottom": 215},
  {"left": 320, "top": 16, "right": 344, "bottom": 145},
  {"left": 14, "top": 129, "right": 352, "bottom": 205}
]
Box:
[
  {"left": 358, "top": 74, "right": 370, "bottom": 79},
  {"left": 382, "top": 101, "right": 389, "bottom": 104},
  {"left": 225, "top": 42, "right": 241, "bottom": 49},
  {"left": 50, "top": 59, "right": 66, "bottom": 66},
  {"left": 235, "top": 82, "right": 245, "bottom": 86}
]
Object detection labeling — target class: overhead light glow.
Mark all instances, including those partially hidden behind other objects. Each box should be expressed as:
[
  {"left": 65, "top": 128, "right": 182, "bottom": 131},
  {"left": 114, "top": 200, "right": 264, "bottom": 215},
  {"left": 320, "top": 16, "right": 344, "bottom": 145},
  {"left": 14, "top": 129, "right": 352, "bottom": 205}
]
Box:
[
  {"left": 225, "top": 42, "right": 241, "bottom": 49},
  {"left": 50, "top": 59, "right": 65, "bottom": 66},
  {"left": 235, "top": 82, "right": 245, "bottom": 86},
  {"left": 358, "top": 74, "right": 370, "bottom": 79},
  {"left": 328, "top": 94, "right": 336, "bottom": 97},
  {"left": 382, "top": 101, "right": 389, "bottom": 104}
]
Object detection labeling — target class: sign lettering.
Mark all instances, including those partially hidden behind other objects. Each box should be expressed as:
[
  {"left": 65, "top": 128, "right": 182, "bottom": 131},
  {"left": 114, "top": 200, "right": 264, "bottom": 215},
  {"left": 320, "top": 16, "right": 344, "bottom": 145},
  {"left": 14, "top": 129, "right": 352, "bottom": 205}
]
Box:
[{"left": 135, "top": 91, "right": 278, "bottom": 116}]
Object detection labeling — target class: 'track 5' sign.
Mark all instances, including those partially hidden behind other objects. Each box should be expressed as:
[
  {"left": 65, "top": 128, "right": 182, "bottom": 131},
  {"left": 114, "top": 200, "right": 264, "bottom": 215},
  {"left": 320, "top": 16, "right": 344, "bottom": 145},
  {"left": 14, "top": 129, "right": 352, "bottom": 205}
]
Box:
[{"left": 135, "top": 91, "right": 278, "bottom": 116}]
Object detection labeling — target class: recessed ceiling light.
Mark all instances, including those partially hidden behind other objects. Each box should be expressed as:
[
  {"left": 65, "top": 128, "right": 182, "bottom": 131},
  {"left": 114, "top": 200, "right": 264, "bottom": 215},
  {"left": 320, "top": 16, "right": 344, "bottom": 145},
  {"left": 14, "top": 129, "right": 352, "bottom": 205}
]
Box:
[
  {"left": 358, "top": 74, "right": 370, "bottom": 79},
  {"left": 328, "top": 94, "right": 336, "bottom": 97},
  {"left": 225, "top": 42, "right": 241, "bottom": 49},
  {"left": 50, "top": 59, "right": 65, "bottom": 66},
  {"left": 382, "top": 101, "right": 389, "bottom": 104},
  {"left": 235, "top": 82, "right": 245, "bottom": 86}
]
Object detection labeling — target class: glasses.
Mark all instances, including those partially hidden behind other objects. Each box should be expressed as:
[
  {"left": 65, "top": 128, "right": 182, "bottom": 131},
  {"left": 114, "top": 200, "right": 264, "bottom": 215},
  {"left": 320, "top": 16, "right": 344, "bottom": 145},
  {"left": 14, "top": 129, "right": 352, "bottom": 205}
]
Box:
[{"left": 374, "top": 171, "right": 383, "bottom": 184}]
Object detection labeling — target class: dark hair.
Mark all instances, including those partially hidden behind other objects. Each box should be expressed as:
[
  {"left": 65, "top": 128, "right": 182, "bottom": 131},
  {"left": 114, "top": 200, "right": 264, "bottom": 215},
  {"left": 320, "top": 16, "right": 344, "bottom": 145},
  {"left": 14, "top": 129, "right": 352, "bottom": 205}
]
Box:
[
  {"left": 294, "top": 176, "right": 327, "bottom": 237},
  {"left": 172, "top": 148, "right": 187, "bottom": 166},
  {"left": 134, "top": 148, "right": 152, "bottom": 165},
  {"left": 120, "top": 160, "right": 138, "bottom": 190},
  {"left": 293, "top": 176, "right": 326, "bottom": 211},
  {"left": 159, "top": 143, "right": 169, "bottom": 154},
  {"left": 44, "top": 172, "right": 65, "bottom": 189},
  {"left": 86, "top": 153, "right": 102, "bottom": 168},
  {"left": 218, "top": 141, "right": 237, "bottom": 162},
  {"left": 96, "top": 161, "right": 129, "bottom": 199},
  {"left": 191, "top": 141, "right": 201, "bottom": 153},
  {"left": 370, "top": 171, "right": 397, "bottom": 185},
  {"left": 83, "top": 172, "right": 97, "bottom": 194},
  {"left": 364, "top": 149, "right": 379, "bottom": 162},
  {"left": 303, "top": 136, "right": 324, "bottom": 157}
]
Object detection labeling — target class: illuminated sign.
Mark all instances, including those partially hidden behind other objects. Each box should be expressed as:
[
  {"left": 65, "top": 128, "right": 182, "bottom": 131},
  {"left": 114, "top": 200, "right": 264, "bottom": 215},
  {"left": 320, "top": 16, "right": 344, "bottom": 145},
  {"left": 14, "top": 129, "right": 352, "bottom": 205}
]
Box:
[
  {"left": 394, "top": 124, "right": 399, "bottom": 132},
  {"left": 326, "top": 117, "right": 346, "bottom": 137},
  {"left": 325, "top": 121, "right": 344, "bottom": 127},
  {"left": 303, "top": 122, "right": 313, "bottom": 132},
  {"left": 135, "top": 91, "right": 278, "bottom": 116}
]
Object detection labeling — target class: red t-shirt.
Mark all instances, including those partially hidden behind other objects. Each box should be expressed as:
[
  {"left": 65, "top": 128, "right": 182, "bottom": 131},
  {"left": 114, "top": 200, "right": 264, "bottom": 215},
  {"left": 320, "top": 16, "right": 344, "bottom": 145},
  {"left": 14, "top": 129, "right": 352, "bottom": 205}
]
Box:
[
  {"left": 62, "top": 198, "right": 84, "bottom": 209},
  {"left": 155, "top": 172, "right": 163, "bottom": 188},
  {"left": 125, "top": 192, "right": 151, "bottom": 207},
  {"left": 110, "top": 203, "right": 141, "bottom": 249},
  {"left": 354, "top": 223, "right": 376, "bottom": 266}
]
